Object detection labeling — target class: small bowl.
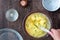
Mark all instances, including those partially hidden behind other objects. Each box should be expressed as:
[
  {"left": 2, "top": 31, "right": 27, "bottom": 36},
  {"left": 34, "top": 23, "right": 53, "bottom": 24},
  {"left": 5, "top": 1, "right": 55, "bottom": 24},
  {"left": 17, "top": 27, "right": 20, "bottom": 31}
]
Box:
[
  {"left": 0, "top": 28, "right": 23, "bottom": 40},
  {"left": 5, "top": 9, "right": 19, "bottom": 22},
  {"left": 42, "top": 0, "right": 60, "bottom": 11}
]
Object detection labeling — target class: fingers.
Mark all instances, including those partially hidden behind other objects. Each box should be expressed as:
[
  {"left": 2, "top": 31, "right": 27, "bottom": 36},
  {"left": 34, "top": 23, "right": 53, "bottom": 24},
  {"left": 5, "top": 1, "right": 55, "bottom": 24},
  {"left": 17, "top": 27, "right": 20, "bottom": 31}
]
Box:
[
  {"left": 48, "top": 28, "right": 60, "bottom": 40},
  {"left": 48, "top": 29, "right": 54, "bottom": 38},
  {"left": 57, "top": 29, "right": 60, "bottom": 32},
  {"left": 48, "top": 31, "right": 53, "bottom": 37},
  {"left": 49, "top": 29, "right": 59, "bottom": 38},
  {"left": 51, "top": 29, "right": 57, "bottom": 34},
  {"left": 48, "top": 29, "right": 57, "bottom": 38}
]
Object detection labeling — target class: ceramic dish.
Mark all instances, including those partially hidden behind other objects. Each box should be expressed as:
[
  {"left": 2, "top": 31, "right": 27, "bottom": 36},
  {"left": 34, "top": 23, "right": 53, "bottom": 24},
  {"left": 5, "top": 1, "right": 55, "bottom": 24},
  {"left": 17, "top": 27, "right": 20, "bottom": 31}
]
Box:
[
  {"left": 5, "top": 9, "right": 19, "bottom": 22},
  {"left": 42, "top": 0, "right": 60, "bottom": 11},
  {"left": 0, "top": 28, "right": 23, "bottom": 40},
  {"left": 23, "top": 12, "right": 51, "bottom": 38}
]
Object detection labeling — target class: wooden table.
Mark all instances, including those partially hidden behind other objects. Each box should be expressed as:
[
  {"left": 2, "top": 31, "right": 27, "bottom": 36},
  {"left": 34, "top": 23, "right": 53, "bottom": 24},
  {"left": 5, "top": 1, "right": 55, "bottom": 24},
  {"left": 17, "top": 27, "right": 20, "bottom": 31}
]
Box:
[{"left": 0, "top": 0, "right": 60, "bottom": 40}]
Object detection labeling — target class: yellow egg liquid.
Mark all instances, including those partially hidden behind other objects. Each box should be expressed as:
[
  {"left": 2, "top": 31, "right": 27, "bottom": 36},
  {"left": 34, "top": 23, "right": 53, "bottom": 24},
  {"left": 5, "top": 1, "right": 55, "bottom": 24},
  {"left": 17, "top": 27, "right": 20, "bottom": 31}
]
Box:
[{"left": 25, "top": 12, "right": 51, "bottom": 38}]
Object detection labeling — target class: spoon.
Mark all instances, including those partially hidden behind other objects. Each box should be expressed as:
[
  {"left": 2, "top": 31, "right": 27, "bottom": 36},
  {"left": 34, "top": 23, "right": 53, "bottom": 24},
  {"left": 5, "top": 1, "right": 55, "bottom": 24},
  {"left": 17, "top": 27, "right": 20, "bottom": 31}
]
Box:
[
  {"left": 40, "top": 26, "right": 50, "bottom": 33},
  {"left": 34, "top": 24, "right": 50, "bottom": 33}
]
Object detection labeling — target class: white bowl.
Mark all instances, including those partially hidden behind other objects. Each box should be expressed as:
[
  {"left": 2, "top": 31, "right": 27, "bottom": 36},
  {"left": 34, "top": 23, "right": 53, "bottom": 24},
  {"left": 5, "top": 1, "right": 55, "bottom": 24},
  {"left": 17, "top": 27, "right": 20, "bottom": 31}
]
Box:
[
  {"left": 5, "top": 9, "right": 19, "bottom": 22},
  {"left": 0, "top": 28, "right": 23, "bottom": 40},
  {"left": 42, "top": 0, "right": 60, "bottom": 11}
]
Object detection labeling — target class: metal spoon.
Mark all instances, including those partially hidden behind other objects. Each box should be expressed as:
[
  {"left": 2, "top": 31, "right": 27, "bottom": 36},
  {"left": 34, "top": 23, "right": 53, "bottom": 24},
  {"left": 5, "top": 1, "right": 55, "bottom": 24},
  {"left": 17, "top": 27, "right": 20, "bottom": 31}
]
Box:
[
  {"left": 40, "top": 26, "right": 50, "bottom": 33},
  {"left": 34, "top": 24, "right": 50, "bottom": 33}
]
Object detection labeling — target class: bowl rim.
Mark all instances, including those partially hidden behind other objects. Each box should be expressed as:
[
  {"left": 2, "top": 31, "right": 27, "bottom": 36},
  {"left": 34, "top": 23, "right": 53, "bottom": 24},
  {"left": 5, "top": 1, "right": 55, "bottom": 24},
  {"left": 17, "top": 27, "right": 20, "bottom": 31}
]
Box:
[
  {"left": 42, "top": 0, "right": 60, "bottom": 11},
  {"left": 22, "top": 11, "right": 52, "bottom": 39},
  {"left": 0, "top": 28, "right": 23, "bottom": 40},
  {"left": 5, "top": 9, "right": 19, "bottom": 22}
]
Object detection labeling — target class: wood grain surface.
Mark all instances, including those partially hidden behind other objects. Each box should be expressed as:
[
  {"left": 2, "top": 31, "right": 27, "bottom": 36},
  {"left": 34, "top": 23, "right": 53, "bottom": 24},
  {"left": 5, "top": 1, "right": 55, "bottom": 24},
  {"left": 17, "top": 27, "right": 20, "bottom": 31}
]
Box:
[{"left": 0, "top": 0, "right": 60, "bottom": 40}]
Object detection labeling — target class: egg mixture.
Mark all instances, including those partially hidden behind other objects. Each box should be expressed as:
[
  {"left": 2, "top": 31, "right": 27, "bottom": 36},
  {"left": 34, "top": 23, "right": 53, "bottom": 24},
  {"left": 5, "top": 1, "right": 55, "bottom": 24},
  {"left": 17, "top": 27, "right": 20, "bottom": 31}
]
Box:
[{"left": 25, "top": 12, "right": 51, "bottom": 38}]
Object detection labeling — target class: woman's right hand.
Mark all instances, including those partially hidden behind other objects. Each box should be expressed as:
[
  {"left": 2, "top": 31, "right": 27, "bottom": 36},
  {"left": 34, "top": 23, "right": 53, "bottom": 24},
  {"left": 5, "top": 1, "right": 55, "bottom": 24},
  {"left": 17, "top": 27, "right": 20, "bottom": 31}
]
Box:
[{"left": 48, "top": 29, "right": 60, "bottom": 40}]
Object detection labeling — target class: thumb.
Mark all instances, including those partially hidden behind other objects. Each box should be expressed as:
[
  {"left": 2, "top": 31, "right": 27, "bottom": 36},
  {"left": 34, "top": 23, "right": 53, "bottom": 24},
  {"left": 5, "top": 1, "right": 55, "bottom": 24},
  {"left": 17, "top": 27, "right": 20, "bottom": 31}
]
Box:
[
  {"left": 48, "top": 29, "right": 56, "bottom": 38},
  {"left": 48, "top": 31, "right": 54, "bottom": 38}
]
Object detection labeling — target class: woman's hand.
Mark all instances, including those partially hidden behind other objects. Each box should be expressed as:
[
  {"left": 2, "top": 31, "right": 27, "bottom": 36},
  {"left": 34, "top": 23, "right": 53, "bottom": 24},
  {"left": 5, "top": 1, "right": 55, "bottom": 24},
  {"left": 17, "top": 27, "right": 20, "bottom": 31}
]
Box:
[{"left": 48, "top": 29, "right": 60, "bottom": 40}]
